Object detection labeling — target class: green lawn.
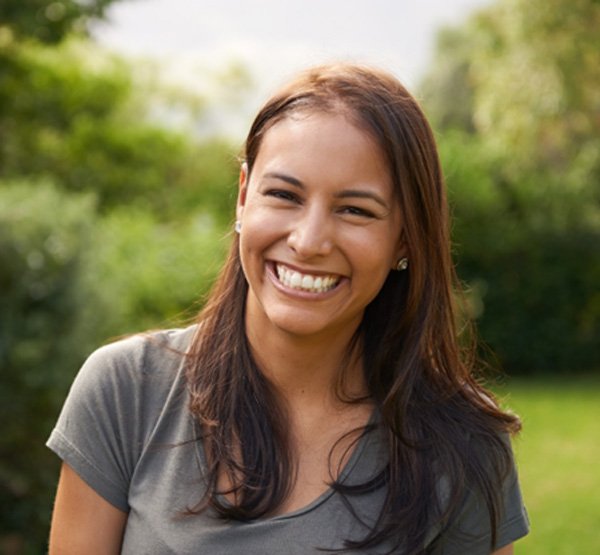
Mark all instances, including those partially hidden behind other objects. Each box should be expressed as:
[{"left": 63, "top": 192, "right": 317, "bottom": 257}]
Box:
[{"left": 497, "top": 377, "right": 600, "bottom": 554}]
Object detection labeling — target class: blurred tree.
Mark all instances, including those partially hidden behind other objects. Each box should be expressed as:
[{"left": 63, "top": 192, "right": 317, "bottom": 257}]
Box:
[
  {"left": 422, "top": 0, "right": 600, "bottom": 373},
  {"left": 0, "top": 181, "right": 230, "bottom": 553},
  {"left": 425, "top": 0, "right": 600, "bottom": 207},
  {"left": 419, "top": 27, "right": 476, "bottom": 133},
  {"left": 0, "top": 2, "right": 243, "bottom": 551},
  {"left": 0, "top": 38, "right": 239, "bottom": 223},
  {"left": 0, "top": 0, "right": 118, "bottom": 44},
  {"left": 470, "top": 0, "right": 599, "bottom": 173},
  {"left": 0, "top": 181, "right": 97, "bottom": 554}
]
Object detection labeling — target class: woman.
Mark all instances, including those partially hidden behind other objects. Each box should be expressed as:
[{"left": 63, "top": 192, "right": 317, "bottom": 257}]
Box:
[{"left": 47, "top": 64, "right": 529, "bottom": 554}]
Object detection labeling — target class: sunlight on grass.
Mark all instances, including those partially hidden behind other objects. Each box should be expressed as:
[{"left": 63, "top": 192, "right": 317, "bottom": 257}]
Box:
[{"left": 498, "top": 378, "right": 600, "bottom": 555}]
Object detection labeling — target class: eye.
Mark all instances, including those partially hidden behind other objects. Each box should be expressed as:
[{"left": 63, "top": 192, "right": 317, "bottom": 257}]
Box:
[
  {"left": 339, "top": 205, "right": 377, "bottom": 218},
  {"left": 265, "top": 189, "right": 300, "bottom": 203}
]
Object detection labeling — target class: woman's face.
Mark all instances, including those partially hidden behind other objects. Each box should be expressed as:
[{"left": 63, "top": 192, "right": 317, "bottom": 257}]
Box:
[{"left": 237, "top": 111, "right": 405, "bottom": 342}]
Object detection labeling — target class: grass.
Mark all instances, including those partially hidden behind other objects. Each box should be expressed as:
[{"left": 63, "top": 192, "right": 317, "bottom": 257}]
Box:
[{"left": 496, "top": 376, "right": 600, "bottom": 554}]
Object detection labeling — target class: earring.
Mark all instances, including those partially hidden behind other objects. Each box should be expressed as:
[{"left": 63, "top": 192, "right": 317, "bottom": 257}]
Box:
[
  {"left": 234, "top": 220, "right": 242, "bottom": 234},
  {"left": 395, "top": 257, "right": 408, "bottom": 271}
]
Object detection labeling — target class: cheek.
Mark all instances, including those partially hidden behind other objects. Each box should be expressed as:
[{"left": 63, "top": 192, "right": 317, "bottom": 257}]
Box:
[
  {"left": 238, "top": 214, "right": 282, "bottom": 270},
  {"left": 243, "top": 201, "right": 292, "bottom": 245},
  {"left": 343, "top": 227, "right": 397, "bottom": 269}
]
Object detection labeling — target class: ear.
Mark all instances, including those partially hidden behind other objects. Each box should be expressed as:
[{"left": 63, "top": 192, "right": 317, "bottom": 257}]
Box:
[
  {"left": 392, "top": 230, "right": 408, "bottom": 269},
  {"left": 236, "top": 162, "right": 249, "bottom": 222}
]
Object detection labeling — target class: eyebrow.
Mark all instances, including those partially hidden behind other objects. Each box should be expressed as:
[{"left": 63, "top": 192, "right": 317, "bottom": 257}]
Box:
[{"left": 263, "top": 171, "right": 390, "bottom": 210}]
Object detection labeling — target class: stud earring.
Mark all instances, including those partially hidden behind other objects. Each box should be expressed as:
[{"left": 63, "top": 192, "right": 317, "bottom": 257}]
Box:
[
  {"left": 395, "top": 257, "right": 408, "bottom": 271},
  {"left": 234, "top": 220, "right": 242, "bottom": 234}
]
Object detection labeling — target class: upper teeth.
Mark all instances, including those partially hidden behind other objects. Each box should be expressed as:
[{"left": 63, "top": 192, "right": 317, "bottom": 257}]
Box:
[{"left": 276, "top": 264, "right": 340, "bottom": 293}]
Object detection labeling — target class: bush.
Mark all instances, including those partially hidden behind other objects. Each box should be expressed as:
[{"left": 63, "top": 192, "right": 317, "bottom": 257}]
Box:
[
  {"left": 0, "top": 180, "right": 97, "bottom": 553},
  {"left": 77, "top": 206, "right": 230, "bottom": 340},
  {"left": 441, "top": 133, "right": 600, "bottom": 374},
  {"left": 0, "top": 39, "right": 240, "bottom": 224},
  {"left": 0, "top": 180, "right": 231, "bottom": 552}
]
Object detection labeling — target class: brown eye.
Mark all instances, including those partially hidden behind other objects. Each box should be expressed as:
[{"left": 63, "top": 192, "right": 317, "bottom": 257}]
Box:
[
  {"left": 265, "top": 189, "right": 300, "bottom": 202},
  {"left": 340, "top": 206, "right": 376, "bottom": 218}
]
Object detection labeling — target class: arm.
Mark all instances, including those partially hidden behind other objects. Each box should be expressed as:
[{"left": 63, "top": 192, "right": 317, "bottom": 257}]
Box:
[
  {"left": 49, "top": 463, "right": 128, "bottom": 555},
  {"left": 492, "top": 543, "right": 514, "bottom": 555}
]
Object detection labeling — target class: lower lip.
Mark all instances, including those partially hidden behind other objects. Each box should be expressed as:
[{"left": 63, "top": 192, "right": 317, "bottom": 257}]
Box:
[{"left": 266, "top": 263, "right": 344, "bottom": 300}]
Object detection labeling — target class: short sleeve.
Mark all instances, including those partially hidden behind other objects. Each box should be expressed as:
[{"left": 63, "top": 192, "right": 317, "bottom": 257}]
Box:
[
  {"left": 428, "top": 440, "right": 530, "bottom": 554},
  {"left": 46, "top": 335, "right": 152, "bottom": 511}
]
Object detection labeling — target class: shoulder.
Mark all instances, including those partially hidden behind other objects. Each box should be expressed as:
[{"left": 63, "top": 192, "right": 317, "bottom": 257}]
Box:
[
  {"left": 61, "top": 325, "right": 198, "bottom": 427},
  {"left": 76, "top": 325, "right": 197, "bottom": 387},
  {"left": 85, "top": 325, "right": 196, "bottom": 370},
  {"left": 431, "top": 431, "right": 528, "bottom": 553},
  {"left": 47, "top": 325, "right": 199, "bottom": 510}
]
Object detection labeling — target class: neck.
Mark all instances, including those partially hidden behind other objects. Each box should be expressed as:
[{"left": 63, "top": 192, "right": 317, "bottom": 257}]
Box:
[{"left": 245, "top": 322, "right": 367, "bottom": 408}]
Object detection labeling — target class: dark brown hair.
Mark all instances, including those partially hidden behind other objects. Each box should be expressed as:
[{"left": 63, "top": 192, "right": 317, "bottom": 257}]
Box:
[{"left": 185, "top": 63, "right": 520, "bottom": 553}]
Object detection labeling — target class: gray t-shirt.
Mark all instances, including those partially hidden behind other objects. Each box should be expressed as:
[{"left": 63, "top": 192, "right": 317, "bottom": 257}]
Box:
[{"left": 47, "top": 327, "right": 529, "bottom": 554}]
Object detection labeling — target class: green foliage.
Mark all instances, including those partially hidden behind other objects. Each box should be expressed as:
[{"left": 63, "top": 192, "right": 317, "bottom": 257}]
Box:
[
  {"left": 419, "top": 27, "right": 476, "bottom": 132},
  {"left": 423, "top": 0, "right": 600, "bottom": 373},
  {"left": 0, "top": 39, "right": 240, "bottom": 222},
  {"left": 0, "top": 181, "right": 97, "bottom": 553},
  {"left": 77, "top": 207, "right": 230, "bottom": 342},
  {"left": 0, "top": 181, "right": 231, "bottom": 552},
  {"left": 442, "top": 128, "right": 600, "bottom": 374},
  {"left": 0, "top": 0, "right": 117, "bottom": 44},
  {"left": 0, "top": 15, "right": 240, "bottom": 551}
]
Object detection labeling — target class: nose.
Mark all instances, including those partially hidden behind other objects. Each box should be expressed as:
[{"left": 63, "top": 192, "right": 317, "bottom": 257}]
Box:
[{"left": 286, "top": 206, "right": 333, "bottom": 259}]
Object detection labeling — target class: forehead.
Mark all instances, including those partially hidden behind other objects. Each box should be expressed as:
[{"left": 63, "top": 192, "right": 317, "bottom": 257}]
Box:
[
  {"left": 264, "top": 105, "right": 376, "bottom": 148},
  {"left": 245, "top": 114, "right": 404, "bottom": 219},
  {"left": 254, "top": 111, "right": 391, "bottom": 183}
]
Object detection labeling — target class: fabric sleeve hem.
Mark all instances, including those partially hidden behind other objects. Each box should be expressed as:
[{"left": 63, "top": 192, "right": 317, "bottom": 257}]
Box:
[
  {"left": 494, "top": 511, "right": 530, "bottom": 549},
  {"left": 46, "top": 428, "right": 130, "bottom": 513}
]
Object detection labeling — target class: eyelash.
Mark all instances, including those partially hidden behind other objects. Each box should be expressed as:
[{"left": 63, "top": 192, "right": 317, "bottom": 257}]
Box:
[
  {"left": 265, "top": 189, "right": 376, "bottom": 219},
  {"left": 266, "top": 189, "right": 299, "bottom": 202},
  {"left": 339, "top": 206, "right": 376, "bottom": 218}
]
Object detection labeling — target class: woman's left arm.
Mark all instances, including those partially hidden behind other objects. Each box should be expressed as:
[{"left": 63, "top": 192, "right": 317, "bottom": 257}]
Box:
[{"left": 491, "top": 543, "right": 513, "bottom": 555}]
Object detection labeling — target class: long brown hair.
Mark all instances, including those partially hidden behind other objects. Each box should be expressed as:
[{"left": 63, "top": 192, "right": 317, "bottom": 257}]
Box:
[{"left": 185, "top": 63, "right": 520, "bottom": 553}]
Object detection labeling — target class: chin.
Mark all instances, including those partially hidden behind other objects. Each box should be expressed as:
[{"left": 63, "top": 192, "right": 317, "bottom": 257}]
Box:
[
  {"left": 265, "top": 306, "right": 359, "bottom": 341},
  {"left": 268, "top": 312, "right": 326, "bottom": 338}
]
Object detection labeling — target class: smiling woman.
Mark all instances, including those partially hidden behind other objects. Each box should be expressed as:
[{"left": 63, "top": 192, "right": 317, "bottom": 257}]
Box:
[
  {"left": 46, "top": 63, "right": 529, "bottom": 554},
  {"left": 238, "top": 112, "right": 403, "bottom": 342}
]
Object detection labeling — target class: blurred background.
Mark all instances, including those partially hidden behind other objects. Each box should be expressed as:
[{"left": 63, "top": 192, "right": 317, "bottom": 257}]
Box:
[{"left": 0, "top": 0, "right": 598, "bottom": 553}]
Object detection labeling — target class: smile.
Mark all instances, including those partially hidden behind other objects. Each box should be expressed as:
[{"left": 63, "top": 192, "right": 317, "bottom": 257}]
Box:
[{"left": 275, "top": 264, "right": 341, "bottom": 293}]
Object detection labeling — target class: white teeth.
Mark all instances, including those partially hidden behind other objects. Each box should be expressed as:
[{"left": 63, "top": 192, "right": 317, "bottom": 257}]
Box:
[
  {"left": 301, "top": 275, "right": 313, "bottom": 289},
  {"left": 275, "top": 264, "right": 340, "bottom": 293}
]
